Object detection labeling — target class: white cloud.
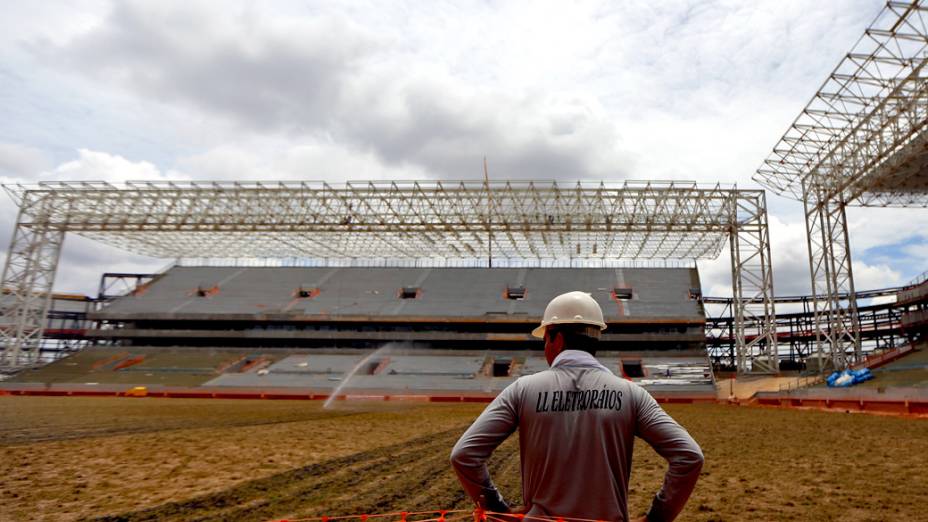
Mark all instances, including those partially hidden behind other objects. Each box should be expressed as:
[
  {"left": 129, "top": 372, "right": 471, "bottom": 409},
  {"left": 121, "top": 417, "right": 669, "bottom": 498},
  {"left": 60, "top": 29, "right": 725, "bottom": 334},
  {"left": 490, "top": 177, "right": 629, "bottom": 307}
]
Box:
[
  {"left": 180, "top": 140, "right": 440, "bottom": 182},
  {"left": 0, "top": 1, "right": 105, "bottom": 48},
  {"left": 853, "top": 261, "right": 903, "bottom": 291},
  {"left": 55, "top": 236, "right": 167, "bottom": 295},
  {"left": 846, "top": 206, "right": 928, "bottom": 252},
  {"left": 0, "top": 149, "right": 176, "bottom": 294},
  {"left": 42, "top": 149, "right": 180, "bottom": 183},
  {"left": 16, "top": 0, "right": 884, "bottom": 189},
  {"left": 697, "top": 213, "right": 812, "bottom": 298},
  {"left": 695, "top": 208, "right": 920, "bottom": 301},
  {"left": 4, "top": 0, "right": 925, "bottom": 299},
  {"left": 902, "top": 242, "right": 928, "bottom": 262},
  {"left": 272, "top": 143, "right": 430, "bottom": 182},
  {"left": 0, "top": 143, "right": 52, "bottom": 274},
  {"left": 41, "top": 1, "right": 632, "bottom": 181},
  {"left": 0, "top": 142, "right": 50, "bottom": 180}
]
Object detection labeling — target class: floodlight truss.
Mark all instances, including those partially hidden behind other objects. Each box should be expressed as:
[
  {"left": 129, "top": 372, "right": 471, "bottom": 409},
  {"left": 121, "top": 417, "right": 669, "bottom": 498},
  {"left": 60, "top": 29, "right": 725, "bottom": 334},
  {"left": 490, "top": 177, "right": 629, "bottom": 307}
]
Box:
[
  {"left": 0, "top": 180, "right": 777, "bottom": 372},
  {"left": 754, "top": 1, "right": 928, "bottom": 371}
]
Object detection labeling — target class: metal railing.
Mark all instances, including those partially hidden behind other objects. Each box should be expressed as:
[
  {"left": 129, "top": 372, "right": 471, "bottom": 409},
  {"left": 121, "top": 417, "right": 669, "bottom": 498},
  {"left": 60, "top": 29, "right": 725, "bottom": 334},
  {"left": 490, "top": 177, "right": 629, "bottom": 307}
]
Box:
[
  {"left": 906, "top": 269, "right": 928, "bottom": 288},
  {"left": 778, "top": 374, "right": 825, "bottom": 394}
]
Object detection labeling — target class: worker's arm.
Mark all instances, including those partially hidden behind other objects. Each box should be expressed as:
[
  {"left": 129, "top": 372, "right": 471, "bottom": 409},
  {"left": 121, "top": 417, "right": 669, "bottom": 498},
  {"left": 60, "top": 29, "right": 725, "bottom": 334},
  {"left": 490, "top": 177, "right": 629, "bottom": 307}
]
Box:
[
  {"left": 450, "top": 381, "right": 521, "bottom": 512},
  {"left": 633, "top": 385, "right": 704, "bottom": 522}
]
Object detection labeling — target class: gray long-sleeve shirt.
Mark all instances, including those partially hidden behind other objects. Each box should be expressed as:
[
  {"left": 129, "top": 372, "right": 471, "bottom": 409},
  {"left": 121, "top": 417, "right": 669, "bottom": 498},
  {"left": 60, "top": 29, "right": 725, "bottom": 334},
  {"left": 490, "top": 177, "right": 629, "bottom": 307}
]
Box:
[{"left": 450, "top": 350, "right": 704, "bottom": 522}]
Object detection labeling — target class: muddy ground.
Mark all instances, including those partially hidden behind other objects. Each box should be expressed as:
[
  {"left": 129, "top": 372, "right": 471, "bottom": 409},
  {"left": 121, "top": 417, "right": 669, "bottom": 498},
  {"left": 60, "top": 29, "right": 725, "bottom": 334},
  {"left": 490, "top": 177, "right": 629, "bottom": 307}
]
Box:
[{"left": 1, "top": 396, "right": 925, "bottom": 521}]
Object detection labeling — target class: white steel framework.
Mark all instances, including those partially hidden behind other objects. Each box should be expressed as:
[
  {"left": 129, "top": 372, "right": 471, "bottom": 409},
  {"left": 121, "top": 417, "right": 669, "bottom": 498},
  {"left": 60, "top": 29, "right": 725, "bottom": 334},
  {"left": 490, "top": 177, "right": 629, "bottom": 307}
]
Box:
[
  {"left": 1, "top": 180, "right": 777, "bottom": 372},
  {"left": 755, "top": 1, "right": 928, "bottom": 371}
]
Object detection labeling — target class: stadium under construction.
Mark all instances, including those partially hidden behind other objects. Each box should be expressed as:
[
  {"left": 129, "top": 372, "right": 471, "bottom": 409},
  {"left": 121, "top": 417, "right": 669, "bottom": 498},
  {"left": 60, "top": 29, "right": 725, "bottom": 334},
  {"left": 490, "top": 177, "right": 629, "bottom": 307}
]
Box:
[
  {"left": 1, "top": 1, "right": 928, "bottom": 398},
  {"left": 1, "top": 181, "right": 764, "bottom": 398}
]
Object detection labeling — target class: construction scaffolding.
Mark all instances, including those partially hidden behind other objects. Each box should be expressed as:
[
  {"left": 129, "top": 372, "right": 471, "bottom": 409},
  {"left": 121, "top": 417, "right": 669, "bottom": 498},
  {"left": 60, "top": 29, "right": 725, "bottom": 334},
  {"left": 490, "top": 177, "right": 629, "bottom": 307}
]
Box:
[
  {"left": 1, "top": 180, "right": 777, "bottom": 372},
  {"left": 755, "top": 1, "right": 928, "bottom": 372},
  {"left": 704, "top": 285, "right": 921, "bottom": 371}
]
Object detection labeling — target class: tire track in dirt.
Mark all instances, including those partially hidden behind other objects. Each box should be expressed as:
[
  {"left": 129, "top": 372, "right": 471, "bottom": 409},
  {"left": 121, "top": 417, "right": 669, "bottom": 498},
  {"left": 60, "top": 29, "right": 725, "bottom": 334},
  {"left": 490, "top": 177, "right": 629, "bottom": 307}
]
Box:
[
  {"left": 320, "top": 431, "right": 519, "bottom": 515},
  {"left": 92, "top": 425, "right": 481, "bottom": 522},
  {"left": 405, "top": 437, "right": 521, "bottom": 512}
]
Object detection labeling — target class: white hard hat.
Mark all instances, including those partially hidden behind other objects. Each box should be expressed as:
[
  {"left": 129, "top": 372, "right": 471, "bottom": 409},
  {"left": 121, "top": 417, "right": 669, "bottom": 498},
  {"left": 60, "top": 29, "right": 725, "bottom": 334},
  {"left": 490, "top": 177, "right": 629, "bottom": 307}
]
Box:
[{"left": 532, "top": 291, "right": 607, "bottom": 338}]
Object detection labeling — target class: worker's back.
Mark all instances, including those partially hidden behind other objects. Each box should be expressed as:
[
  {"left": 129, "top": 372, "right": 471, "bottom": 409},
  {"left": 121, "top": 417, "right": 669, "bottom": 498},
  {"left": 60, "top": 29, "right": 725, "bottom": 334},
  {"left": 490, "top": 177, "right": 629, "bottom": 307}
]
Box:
[
  {"left": 451, "top": 350, "right": 703, "bottom": 522},
  {"left": 517, "top": 360, "right": 638, "bottom": 520}
]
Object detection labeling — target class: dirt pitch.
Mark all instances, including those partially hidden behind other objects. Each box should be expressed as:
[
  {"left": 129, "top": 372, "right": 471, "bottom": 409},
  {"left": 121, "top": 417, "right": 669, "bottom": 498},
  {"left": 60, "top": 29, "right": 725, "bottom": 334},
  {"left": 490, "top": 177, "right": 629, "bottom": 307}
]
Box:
[{"left": 1, "top": 397, "right": 926, "bottom": 522}]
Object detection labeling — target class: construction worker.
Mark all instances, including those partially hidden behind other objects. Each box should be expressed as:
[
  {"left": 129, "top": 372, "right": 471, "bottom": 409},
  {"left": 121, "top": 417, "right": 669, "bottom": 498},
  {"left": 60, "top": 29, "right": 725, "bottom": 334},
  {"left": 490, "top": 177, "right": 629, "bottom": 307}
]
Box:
[{"left": 450, "top": 291, "right": 704, "bottom": 522}]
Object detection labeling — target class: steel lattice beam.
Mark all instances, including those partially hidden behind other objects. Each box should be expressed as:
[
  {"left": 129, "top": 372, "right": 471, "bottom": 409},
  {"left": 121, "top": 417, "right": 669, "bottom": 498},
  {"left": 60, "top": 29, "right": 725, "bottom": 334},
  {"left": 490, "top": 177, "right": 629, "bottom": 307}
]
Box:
[
  {"left": 754, "top": 1, "right": 928, "bottom": 371},
  {"left": 755, "top": 1, "right": 928, "bottom": 208},
  {"left": 1, "top": 180, "right": 777, "bottom": 372},
  {"left": 2, "top": 180, "right": 742, "bottom": 261}
]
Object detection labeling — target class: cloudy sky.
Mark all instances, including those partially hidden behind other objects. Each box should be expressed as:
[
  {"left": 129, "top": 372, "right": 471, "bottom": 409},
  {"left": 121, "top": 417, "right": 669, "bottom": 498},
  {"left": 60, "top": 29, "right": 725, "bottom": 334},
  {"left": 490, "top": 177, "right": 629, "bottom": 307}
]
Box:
[{"left": 1, "top": 0, "right": 926, "bottom": 300}]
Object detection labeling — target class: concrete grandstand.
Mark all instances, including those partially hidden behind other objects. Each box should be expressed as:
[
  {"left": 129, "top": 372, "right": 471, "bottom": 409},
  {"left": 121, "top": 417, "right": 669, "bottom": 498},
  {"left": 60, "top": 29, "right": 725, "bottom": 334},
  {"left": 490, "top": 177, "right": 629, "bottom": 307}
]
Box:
[
  {"left": 89, "top": 266, "right": 704, "bottom": 351},
  {"left": 5, "top": 265, "right": 716, "bottom": 398}
]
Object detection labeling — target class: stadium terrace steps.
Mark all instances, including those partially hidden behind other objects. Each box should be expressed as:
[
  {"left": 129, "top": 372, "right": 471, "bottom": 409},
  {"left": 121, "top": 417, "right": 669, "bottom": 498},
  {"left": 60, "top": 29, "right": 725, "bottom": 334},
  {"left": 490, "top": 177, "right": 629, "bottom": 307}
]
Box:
[
  {"left": 3, "top": 347, "right": 715, "bottom": 396},
  {"left": 91, "top": 266, "right": 704, "bottom": 321},
  {"left": 37, "top": 266, "right": 710, "bottom": 391},
  {"left": 5, "top": 347, "right": 289, "bottom": 387}
]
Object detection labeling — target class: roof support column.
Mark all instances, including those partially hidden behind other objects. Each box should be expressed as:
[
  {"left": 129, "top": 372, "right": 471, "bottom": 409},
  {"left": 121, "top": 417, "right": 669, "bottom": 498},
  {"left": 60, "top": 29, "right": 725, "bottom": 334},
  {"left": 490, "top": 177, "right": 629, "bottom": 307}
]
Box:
[
  {"left": 730, "top": 191, "right": 778, "bottom": 374},
  {"left": 0, "top": 193, "right": 64, "bottom": 368},
  {"left": 802, "top": 182, "right": 861, "bottom": 373}
]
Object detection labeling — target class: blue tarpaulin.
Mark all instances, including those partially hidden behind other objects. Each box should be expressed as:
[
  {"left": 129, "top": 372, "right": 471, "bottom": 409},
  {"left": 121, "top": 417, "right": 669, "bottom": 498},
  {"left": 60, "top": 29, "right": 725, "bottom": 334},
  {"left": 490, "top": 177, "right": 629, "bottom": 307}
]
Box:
[{"left": 826, "top": 368, "right": 874, "bottom": 387}]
